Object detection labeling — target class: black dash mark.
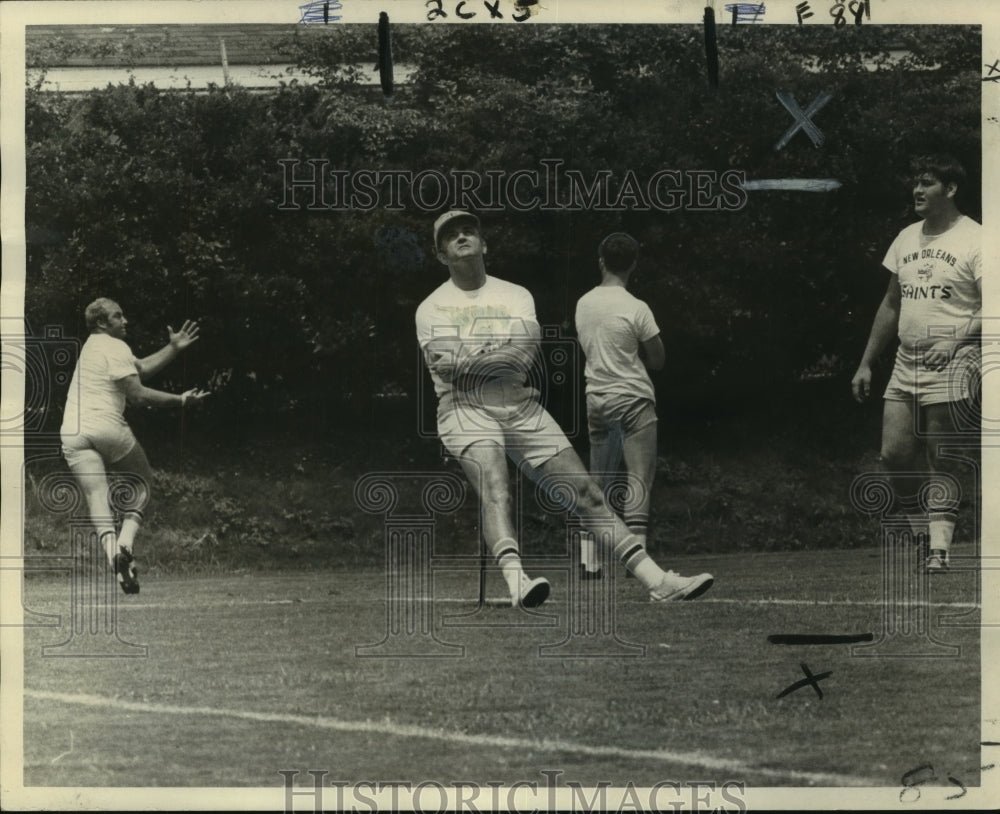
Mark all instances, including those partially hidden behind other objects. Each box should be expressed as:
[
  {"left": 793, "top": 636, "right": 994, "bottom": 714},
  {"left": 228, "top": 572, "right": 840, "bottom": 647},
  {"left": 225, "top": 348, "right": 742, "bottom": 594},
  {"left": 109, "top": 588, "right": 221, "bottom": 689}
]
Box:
[
  {"left": 901, "top": 763, "right": 935, "bottom": 787},
  {"left": 324, "top": 2, "right": 329, "bottom": 23},
  {"left": 703, "top": 6, "right": 719, "bottom": 89},
  {"left": 769, "top": 633, "right": 874, "bottom": 645},
  {"left": 776, "top": 662, "right": 832, "bottom": 699},
  {"left": 378, "top": 12, "right": 393, "bottom": 98}
]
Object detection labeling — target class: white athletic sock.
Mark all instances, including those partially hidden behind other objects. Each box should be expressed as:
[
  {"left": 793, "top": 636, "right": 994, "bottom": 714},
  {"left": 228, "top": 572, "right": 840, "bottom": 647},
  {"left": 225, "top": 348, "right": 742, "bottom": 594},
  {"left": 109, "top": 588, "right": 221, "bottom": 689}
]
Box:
[
  {"left": 117, "top": 515, "right": 141, "bottom": 553},
  {"left": 492, "top": 537, "right": 523, "bottom": 597},
  {"left": 928, "top": 515, "right": 956, "bottom": 554},
  {"left": 630, "top": 557, "right": 667, "bottom": 590},
  {"left": 580, "top": 534, "right": 600, "bottom": 572},
  {"left": 501, "top": 559, "right": 525, "bottom": 597},
  {"left": 98, "top": 530, "right": 118, "bottom": 566},
  {"left": 614, "top": 534, "right": 665, "bottom": 590}
]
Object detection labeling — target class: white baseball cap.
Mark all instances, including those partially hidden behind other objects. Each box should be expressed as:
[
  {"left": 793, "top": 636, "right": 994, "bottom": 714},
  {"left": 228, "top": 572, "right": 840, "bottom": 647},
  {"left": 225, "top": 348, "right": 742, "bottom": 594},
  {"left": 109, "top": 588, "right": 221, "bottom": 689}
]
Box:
[{"left": 433, "top": 210, "right": 480, "bottom": 248}]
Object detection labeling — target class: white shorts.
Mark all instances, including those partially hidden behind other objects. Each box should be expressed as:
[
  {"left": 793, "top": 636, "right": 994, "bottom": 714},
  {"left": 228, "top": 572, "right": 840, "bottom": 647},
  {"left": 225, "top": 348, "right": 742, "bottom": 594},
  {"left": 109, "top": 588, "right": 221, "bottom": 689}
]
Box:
[
  {"left": 61, "top": 420, "right": 137, "bottom": 468},
  {"left": 586, "top": 392, "right": 657, "bottom": 443},
  {"left": 437, "top": 391, "right": 572, "bottom": 470},
  {"left": 884, "top": 344, "right": 980, "bottom": 407}
]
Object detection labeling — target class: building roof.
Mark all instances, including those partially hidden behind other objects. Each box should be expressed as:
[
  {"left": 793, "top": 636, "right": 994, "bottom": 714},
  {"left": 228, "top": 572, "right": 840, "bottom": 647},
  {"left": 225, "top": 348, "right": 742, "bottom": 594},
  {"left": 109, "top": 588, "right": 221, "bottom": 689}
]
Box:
[
  {"left": 26, "top": 24, "right": 330, "bottom": 68},
  {"left": 25, "top": 23, "right": 414, "bottom": 93}
]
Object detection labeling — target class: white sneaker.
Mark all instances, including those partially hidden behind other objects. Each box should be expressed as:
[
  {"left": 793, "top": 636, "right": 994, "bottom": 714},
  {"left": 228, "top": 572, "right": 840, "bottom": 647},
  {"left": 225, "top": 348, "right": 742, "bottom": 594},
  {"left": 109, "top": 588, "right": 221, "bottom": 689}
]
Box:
[
  {"left": 649, "top": 570, "right": 713, "bottom": 602},
  {"left": 924, "top": 549, "right": 949, "bottom": 574},
  {"left": 514, "top": 574, "right": 551, "bottom": 608}
]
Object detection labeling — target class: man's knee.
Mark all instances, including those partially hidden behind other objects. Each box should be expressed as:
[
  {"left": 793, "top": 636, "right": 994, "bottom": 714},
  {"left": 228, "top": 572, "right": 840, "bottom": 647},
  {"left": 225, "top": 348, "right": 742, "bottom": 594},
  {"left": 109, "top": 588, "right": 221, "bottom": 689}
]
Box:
[
  {"left": 469, "top": 461, "right": 511, "bottom": 506},
  {"left": 573, "top": 478, "right": 611, "bottom": 516},
  {"left": 880, "top": 428, "right": 919, "bottom": 470},
  {"left": 879, "top": 443, "right": 911, "bottom": 471}
]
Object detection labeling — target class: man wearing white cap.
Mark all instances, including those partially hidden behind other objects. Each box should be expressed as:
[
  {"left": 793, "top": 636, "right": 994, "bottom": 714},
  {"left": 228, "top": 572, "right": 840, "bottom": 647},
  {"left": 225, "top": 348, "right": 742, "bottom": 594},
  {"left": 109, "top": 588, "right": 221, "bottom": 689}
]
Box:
[{"left": 416, "top": 211, "right": 714, "bottom": 607}]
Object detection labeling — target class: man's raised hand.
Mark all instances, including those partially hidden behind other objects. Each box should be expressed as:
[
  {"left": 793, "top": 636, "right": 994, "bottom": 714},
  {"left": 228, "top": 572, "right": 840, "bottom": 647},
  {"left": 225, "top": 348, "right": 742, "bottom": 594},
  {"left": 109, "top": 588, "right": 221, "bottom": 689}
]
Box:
[{"left": 168, "top": 320, "right": 201, "bottom": 351}]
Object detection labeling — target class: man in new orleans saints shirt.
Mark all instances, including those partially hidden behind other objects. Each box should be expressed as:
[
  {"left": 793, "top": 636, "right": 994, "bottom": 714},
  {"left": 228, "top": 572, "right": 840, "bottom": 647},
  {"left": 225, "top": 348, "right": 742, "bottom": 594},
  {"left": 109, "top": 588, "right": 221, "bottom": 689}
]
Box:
[{"left": 851, "top": 155, "right": 981, "bottom": 572}]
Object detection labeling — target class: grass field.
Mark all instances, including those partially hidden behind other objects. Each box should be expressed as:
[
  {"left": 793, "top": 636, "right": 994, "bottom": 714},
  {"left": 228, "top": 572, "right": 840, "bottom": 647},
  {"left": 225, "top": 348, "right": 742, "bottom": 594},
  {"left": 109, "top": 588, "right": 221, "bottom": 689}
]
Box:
[{"left": 17, "top": 543, "right": 984, "bottom": 799}]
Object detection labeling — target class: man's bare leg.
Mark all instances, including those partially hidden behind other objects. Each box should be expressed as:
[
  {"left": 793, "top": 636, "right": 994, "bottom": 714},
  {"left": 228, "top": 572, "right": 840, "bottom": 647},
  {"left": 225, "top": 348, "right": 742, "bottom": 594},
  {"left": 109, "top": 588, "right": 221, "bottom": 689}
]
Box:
[
  {"left": 922, "top": 402, "right": 966, "bottom": 569},
  {"left": 66, "top": 449, "right": 118, "bottom": 566},
  {"left": 536, "top": 447, "right": 712, "bottom": 601},
  {"left": 457, "top": 440, "right": 549, "bottom": 607}
]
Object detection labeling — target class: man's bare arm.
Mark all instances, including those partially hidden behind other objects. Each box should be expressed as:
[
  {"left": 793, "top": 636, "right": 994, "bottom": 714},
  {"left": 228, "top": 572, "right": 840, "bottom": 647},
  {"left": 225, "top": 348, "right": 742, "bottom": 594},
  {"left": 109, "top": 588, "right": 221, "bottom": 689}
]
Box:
[
  {"left": 135, "top": 320, "right": 200, "bottom": 380},
  {"left": 120, "top": 374, "right": 208, "bottom": 408},
  {"left": 640, "top": 334, "right": 665, "bottom": 371},
  {"left": 453, "top": 320, "right": 540, "bottom": 386},
  {"left": 851, "top": 275, "right": 901, "bottom": 403}
]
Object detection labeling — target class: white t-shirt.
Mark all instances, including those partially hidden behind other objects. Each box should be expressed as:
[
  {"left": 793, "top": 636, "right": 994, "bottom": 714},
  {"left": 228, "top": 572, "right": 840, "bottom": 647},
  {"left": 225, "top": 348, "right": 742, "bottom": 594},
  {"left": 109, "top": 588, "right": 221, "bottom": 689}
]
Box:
[
  {"left": 61, "top": 333, "right": 138, "bottom": 437},
  {"left": 415, "top": 275, "right": 537, "bottom": 400},
  {"left": 882, "top": 215, "right": 982, "bottom": 351},
  {"left": 575, "top": 285, "right": 659, "bottom": 402}
]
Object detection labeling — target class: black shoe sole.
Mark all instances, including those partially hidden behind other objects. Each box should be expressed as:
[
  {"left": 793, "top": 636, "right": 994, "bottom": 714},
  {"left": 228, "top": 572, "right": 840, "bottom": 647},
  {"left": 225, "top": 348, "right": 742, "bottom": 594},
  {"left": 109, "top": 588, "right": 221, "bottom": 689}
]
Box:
[
  {"left": 682, "top": 576, "right": 714, "bottom": 601},
  {"left": 520, "top": 580, "right": 550, "bottom": 608},
  {"left": 114, "top": 553, "right": 140, "bottom": 595}
]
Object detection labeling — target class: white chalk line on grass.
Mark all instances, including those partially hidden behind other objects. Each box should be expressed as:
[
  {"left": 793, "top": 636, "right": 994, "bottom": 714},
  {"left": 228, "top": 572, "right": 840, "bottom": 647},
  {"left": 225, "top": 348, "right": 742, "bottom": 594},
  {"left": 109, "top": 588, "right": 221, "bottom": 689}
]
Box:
[
  {"left": 24, "top": 688, "right": 879, "bottom": 787},
  {"left": 30, "top": 596, "right": 981, "bottom": 611}
]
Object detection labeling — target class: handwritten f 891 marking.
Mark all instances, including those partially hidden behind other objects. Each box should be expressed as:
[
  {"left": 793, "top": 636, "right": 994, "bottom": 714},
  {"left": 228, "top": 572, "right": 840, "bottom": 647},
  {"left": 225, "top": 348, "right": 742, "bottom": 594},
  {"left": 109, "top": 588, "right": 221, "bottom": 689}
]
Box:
[{"left": 830, "top": 0, "right": 868, "bottom": 26}]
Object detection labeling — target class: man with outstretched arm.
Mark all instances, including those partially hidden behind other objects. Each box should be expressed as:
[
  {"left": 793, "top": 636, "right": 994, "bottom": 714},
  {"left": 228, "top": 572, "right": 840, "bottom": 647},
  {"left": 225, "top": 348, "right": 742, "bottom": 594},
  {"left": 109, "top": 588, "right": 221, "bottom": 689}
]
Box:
[
  {"left": 416, "top": 211, "right": 713, "bottom": 608},
  {"left": 851, "top": 154, "right": 981, "bottom": 572},
  {"left": 60, "top": 298, "right": 208, "bottom": 594}
]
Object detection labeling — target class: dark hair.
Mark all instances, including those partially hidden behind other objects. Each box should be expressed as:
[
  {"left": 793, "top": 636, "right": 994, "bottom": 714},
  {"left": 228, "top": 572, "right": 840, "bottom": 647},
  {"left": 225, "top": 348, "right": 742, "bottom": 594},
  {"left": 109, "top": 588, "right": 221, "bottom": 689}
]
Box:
[
  {"left": 598, "top": 232, "right": 640, "bottom": 274},
  {"left": 910, "top": 154, "right": 966, "bottom": 192}
]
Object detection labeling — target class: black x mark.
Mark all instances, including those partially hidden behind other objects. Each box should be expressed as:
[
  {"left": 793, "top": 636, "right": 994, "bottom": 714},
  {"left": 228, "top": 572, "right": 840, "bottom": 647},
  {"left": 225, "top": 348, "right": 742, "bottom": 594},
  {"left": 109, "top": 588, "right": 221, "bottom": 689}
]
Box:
[
  {"left": 774, "top": 90, "right": 833, "bottom": 150},
  {"left": 777, "top": 662, "right": 832, "bottom": 699}
]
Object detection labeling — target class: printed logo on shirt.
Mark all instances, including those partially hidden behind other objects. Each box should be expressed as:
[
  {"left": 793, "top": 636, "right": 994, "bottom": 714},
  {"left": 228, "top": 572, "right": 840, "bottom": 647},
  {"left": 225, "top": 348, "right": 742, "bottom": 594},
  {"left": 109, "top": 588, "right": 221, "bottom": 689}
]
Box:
[
  {"left": 900, "top": 283, "right": 952, "bottom": 300},
  {"left": 431, "top": 307, "right": 531, "bottom": 338},
  {"left": 901, "top": 248, "right": 959, "bottom": 267}
]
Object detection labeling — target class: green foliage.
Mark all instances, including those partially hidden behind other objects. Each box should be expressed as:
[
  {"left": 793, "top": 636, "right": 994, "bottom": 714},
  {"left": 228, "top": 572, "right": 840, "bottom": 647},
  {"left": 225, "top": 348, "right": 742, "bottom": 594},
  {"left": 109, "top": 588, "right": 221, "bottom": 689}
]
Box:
[{"left": 25, "top": 24, "right": 980, "bottom": 429}]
